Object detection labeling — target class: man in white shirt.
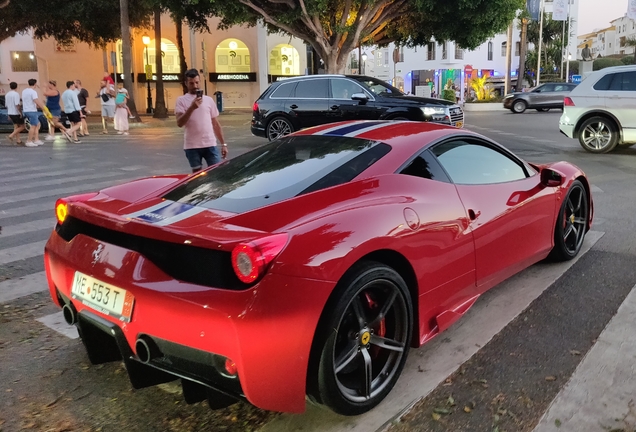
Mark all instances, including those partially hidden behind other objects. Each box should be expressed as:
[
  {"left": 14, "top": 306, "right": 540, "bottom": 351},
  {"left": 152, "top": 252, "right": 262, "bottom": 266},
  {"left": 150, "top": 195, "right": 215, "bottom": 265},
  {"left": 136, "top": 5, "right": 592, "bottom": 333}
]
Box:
[
  {"left": 5, "top": 82, "right": 25, "bottom": 144},
  {"left": 22, "top": 78, "right": 45, "bottom": 147},
  {"left": 62, "top": 81, "right": 83, "bottom": 143}
]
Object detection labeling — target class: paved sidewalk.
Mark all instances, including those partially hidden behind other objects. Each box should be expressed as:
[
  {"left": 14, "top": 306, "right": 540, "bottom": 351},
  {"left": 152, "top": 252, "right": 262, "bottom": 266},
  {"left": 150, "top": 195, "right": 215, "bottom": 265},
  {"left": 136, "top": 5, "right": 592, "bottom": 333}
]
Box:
[{"left": 533, "top": 284, "right": 636, "bottom": 432}]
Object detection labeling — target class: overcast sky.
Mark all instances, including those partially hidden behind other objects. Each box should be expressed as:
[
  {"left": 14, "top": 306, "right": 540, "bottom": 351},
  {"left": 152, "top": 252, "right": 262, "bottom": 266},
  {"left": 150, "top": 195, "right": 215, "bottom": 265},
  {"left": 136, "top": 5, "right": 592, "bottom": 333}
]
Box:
[{"left": 577, "top": 0, "right": 628, "bottom": 34}]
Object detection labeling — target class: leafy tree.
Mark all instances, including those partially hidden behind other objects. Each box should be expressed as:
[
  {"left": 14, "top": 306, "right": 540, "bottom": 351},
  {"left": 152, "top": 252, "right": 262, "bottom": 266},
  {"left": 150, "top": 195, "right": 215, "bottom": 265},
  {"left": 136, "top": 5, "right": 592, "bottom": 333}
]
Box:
[
  {"left": 624, "top": 36, "right": 636, "bottom": 64},
  {"left": 0, "top": 0, "right": 152, "bottom": 45},
  {"left": 206, "top": 0, "right": 524, "bottom": 73}
]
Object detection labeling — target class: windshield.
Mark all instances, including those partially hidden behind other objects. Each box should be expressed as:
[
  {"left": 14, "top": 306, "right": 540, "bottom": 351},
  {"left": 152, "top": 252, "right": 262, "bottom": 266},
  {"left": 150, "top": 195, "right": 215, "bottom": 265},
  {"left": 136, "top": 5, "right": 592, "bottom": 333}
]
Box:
[
  {"left": 163, "top": 135, "right": 391, "bottom": 214},
  {"left": 352, "top": 77, "right": 404, "bottom": 97}
]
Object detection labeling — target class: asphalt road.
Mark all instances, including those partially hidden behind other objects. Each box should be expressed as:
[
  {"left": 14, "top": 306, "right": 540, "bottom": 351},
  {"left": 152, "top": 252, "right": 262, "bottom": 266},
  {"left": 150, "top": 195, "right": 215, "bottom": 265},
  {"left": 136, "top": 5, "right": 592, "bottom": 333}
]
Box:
[{"left": 1, "top": 110, "right": 635, "bottom": 432}]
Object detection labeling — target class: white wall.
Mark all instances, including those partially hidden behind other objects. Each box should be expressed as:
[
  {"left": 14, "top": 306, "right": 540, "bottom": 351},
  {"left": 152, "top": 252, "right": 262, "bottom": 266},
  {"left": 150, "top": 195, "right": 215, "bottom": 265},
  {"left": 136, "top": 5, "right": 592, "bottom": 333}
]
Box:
[{"left": 0, "top": 31, "right": 38, "bottom": 95}]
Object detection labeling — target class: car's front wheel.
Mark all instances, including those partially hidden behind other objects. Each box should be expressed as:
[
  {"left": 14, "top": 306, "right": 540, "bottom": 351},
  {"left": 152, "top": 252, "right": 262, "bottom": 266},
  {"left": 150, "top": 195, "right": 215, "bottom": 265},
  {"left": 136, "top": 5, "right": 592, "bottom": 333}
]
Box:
[
  {"left": 266, "top": 117, "right": 293, "bottom": 141},
  {"left": 548, "top": 180, "right": 589, "bottom": 261},
  {"left": 578, "top": 116, "right": 619, "bottom": 153},
  {"left": 512, "top": 100, "right": 527, "bottom": 113},
  {"left": 309, "top": 262, "right": 413, "bottom": 416}
]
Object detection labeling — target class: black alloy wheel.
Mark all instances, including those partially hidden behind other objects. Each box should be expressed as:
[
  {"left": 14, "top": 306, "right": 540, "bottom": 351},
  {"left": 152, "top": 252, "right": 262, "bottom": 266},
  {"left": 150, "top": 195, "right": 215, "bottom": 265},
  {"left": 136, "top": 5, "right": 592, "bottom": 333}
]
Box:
[
  {"left": 548, "top": 180, "right": 589, "bottom": 261},
  {"left": 266, "top": 117, "right": 293, "bottom": 141},
  {"left": 309, "top": 262, "right": 413, "bottom": 415}
]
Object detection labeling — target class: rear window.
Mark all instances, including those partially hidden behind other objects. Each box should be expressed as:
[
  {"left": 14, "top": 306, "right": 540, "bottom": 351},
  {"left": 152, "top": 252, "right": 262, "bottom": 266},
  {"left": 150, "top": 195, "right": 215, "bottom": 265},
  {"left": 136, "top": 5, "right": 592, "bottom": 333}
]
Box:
[{"left": 163, "top": 135, "right": 391, "bottom": 213}]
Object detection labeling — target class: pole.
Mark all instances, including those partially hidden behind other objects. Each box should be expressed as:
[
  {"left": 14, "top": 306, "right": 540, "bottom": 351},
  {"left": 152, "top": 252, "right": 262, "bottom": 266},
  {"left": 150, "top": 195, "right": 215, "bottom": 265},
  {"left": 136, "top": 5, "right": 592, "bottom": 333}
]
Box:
[
  {"left": 565, "top": 0, "right": 573, "bottom": 82},
  {"left": 560, "top": 19, "right": 566, "bottom": 79},
  {"left": 536, "top": 0, "right": 545, "bottom": 86},
  {"left": 145, "top": 47, "right": 153, "bottom": 113},
  {"left": 358, "top": 46, "right": 362, "bottom": 75}
]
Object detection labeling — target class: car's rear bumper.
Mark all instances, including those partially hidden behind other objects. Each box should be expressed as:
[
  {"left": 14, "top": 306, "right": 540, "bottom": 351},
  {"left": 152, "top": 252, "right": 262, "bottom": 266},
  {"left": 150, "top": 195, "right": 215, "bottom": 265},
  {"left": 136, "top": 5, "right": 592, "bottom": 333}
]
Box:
[
  {"left": 45, "top": 230, "right": 335, "bottom": 413},
  {"left": 559, "top": 122, "right": 575, "bottom": 139}
]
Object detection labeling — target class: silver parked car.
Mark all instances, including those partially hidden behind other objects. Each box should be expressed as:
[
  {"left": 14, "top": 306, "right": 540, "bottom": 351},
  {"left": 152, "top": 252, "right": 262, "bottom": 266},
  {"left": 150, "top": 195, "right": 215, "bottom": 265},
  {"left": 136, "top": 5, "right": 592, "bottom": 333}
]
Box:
[
  {"left": 503, "top": 83, "right": 578, "bottom": 113},
  {"left": 559, "top": 65, "right": 636, "bottom": 153}
]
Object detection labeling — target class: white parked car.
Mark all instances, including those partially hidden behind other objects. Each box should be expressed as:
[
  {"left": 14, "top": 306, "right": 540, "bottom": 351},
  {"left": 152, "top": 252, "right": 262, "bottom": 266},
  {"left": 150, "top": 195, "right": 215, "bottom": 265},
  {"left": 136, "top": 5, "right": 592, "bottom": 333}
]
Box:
[{"left": 559, "top": 65, "right": 636, "bottom": 153}]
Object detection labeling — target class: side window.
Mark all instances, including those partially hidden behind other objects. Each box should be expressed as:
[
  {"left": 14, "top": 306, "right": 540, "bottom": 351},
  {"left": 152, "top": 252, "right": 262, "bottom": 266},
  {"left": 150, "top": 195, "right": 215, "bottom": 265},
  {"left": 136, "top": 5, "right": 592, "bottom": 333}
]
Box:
[
  {"left": 294, "top": 79, "right": 329, "bottom": 98},
  {"left": 554, "top": 84, "right": 568, "bottom": 92},
  {"left": 330, "top": 79, "right": 366, "bottom": 99},
  {"left": 593, "top": 73, "right": 615, "bottom": 91},
  {"left": 400, "top": 150, "right": 450, "bottom": 183},
  {"left": 609, "top": 72, "right": 636, "bottom": 91},
  {"left": 431, "top": 140, "right": 528, "bottom": 185},
  {"left": 270, "top": 82, "right": 297, "bottom": 98},
  {"left": 541, "top": 84, "right": 555, "bottom": 92}
]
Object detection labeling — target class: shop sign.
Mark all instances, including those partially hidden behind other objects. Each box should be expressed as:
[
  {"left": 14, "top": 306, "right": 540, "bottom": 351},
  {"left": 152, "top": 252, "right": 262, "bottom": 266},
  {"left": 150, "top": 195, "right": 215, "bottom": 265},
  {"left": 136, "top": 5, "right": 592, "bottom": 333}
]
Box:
[
  {"left": 209, "top": 72, "right": 257, "bottom": 82},
  {"left": 137, "top": 73, "right": 182, "bottom": 83},
  {"left": 268, "top": 74, "right": 302, "bottom": 83}
]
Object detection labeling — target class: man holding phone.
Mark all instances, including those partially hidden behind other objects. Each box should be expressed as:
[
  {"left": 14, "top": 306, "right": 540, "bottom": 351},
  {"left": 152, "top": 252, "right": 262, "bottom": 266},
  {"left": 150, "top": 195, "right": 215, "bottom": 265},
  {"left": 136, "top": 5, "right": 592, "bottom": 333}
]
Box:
[{"left": 175, "top": 69, "right": 227, "bottom": 173}]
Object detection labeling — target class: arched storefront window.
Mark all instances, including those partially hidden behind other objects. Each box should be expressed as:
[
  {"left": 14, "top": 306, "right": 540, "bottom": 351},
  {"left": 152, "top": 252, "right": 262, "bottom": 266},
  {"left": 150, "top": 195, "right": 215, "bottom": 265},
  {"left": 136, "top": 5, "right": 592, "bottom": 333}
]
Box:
[
  {"left": 116, "top": 38, "right": 181, "bottom": 74},
  {"left": 144, "top": 38, "right": 180, "bottom": 74},
  {"left": 269, "top": 44, "right": 300, "bottom": 75},
  {"left": 215, "top": 39, "right": 250, "bottom": 73}
]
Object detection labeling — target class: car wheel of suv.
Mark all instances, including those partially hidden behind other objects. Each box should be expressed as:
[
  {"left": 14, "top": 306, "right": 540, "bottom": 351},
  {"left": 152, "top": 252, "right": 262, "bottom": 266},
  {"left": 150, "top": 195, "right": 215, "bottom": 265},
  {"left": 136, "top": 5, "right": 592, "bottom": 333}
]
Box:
[
  {"left": 267, "top": 117, "right": 293, "bottom": 141},
  {"left": 512, "top": 100, "right": 527, "bottom": 113},
  {"left": 578, "top": 116, "right": 618, "bottom": 153}
]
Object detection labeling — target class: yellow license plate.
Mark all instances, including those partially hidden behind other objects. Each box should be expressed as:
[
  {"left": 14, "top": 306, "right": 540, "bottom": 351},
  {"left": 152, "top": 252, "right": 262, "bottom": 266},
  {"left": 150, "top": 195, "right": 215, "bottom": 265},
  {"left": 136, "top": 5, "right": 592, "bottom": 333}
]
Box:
[
  {"left": 71, "top": 272, "right": 135, "bottom": 322},
  {"left": 454, "top": 121, "right": 464, "bottom": 128}
]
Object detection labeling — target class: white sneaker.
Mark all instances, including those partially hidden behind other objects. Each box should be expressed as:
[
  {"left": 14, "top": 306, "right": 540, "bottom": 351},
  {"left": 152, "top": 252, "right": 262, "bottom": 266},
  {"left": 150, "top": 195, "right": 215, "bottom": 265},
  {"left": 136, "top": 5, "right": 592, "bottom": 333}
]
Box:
[
  {"left": 123, "top": 132, "right": 129, "bottom": 135},
  {"left": 25, "top": 141, "right": 37, "bottom": 147},
  {"left": 45, "top": 135, "right": 56, "bottom": 141},
  {"left": 34, "top": 140, "right": 44, "bottom": 146},
  {"left": 117, "top": 131, "right": 123, "bottom": 135}
]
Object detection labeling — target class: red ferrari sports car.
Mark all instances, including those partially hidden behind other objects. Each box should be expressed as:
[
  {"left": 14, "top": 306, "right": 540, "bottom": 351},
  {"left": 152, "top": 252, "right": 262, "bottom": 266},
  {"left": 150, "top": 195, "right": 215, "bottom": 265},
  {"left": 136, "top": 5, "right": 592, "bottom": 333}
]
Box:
[{"left": 44, "top": 120, "right": 593, "bottom": 416}]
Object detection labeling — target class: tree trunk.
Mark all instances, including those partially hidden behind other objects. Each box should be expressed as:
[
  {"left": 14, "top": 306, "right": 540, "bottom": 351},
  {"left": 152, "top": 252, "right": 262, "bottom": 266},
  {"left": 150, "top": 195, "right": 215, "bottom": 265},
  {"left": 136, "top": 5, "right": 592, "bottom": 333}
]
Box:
[
  {"left": 153, "top": 8, "right": 168, "bottom": 118},
  {"left": 504, "top": 23, "right": 513, "bottom": 95},
  {"left": 119, "top": 0, "right": 140, "bottom": 121},
  {"left": 174, "top": 15, "right": 188, "bottom": 95},
  {"left": 516, "top": 18, "right": 528, "bottom": 91}
]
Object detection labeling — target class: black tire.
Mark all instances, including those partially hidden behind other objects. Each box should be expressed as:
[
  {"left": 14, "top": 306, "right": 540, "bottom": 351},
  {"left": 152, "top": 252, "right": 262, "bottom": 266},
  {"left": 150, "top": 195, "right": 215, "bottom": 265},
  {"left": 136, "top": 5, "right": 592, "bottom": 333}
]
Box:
[
  {"left": 536, "top": 108, "right": 545, "bottom": 112},
  {"left": 512, "top": 100, "right": 527, "bottom": 113},
  {"left": 266, "top": 116, "right": 293, "bottom": 141},
  {"left": 548, "top": 180, "right": 589, "bottom": 261},
  {"left": 308, "top": 262, "right": 413, "bottom": 416},
  {"left": 578, "top": 116, "right": 619, "bottom": 153}
]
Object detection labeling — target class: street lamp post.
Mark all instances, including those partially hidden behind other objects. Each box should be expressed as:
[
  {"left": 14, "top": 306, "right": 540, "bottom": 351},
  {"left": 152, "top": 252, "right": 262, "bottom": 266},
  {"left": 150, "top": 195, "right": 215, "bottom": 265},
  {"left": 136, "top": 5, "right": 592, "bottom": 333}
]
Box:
[
  {"left": 142, "top": 34, "right": 153, "bottom": 114},
  {"left": 361, "top": 52, "right": 368, "bottom": 76}
]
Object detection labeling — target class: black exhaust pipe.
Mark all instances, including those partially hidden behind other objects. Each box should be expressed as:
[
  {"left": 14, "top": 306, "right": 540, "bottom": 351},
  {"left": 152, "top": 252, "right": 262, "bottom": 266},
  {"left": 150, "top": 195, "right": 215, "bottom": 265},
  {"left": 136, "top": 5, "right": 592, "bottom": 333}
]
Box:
[
  {"left": 62, "top": 303, "right": 78, "bottom": 325},
  {"left": 135, "top": 336, "right": 162, "bottom": 364}
]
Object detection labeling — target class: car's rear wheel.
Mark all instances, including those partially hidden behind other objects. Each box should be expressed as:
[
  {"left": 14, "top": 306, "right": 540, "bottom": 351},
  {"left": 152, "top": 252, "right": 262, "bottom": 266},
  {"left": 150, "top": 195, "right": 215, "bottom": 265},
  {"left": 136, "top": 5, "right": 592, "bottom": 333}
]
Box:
[
  {"left": 536, "top": 108, "right": 549, "bottom": 112},
  {"left": 309, "top": 262, "right": 412, "bottom": 415},
  {"left": 578, "top": 116, "right": 618, "bottom": 153},
  {"left": 266, "top": 117, "right": 293, "bottom": 141},
  {"left": 512, "top": 100, "right": 527, "bottom": 113},
  {"left": 548, "top": 180, "right": 588, "bottom": 261}
]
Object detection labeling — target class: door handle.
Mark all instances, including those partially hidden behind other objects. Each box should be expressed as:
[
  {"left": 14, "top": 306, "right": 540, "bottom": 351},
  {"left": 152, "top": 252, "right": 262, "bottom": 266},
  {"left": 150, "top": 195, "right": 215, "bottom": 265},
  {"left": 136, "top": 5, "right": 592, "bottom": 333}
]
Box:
[
  {"left": 468, "top": 209, "right": 480, "bottom": 220},
  {"left": 330, "top": 105, "right": 339, "bottom": 110},
  {"left": 289, "top": 104, "right": 298, "bottom": 109}
]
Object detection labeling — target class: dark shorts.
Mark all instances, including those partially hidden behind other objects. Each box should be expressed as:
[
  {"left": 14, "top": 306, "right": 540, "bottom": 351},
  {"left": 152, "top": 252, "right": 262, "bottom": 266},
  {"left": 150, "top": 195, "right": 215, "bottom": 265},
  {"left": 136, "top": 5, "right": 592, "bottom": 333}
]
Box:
[
  {"left": 66, "top": 111, "right": 81, "bottom": 123},
  {"left": 184, "top": 147, "right": 220, "bottom": 169},
  {"left": 81, "top": 108, "right": 87, "bottom": 116},
  {"left": 9, "top": 115, "right": 24, "bottom": 125}
]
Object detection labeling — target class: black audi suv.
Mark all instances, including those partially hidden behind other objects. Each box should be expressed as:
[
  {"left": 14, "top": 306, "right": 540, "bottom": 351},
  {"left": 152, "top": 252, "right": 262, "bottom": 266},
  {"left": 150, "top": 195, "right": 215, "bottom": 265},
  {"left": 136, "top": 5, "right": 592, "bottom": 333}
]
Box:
[{"left": 251, "top": 75, "right": 464, "bottom": 140}]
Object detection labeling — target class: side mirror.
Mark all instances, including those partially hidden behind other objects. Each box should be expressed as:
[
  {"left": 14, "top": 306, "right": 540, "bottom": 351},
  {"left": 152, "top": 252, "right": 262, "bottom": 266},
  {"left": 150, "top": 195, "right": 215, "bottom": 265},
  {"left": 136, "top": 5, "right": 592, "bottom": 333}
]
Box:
[
  {"left": 540, "top": 168, "right": 565, "bottom": 187},
  {"left": 351, "top": 93, "right": 369, "bottom": 104}
]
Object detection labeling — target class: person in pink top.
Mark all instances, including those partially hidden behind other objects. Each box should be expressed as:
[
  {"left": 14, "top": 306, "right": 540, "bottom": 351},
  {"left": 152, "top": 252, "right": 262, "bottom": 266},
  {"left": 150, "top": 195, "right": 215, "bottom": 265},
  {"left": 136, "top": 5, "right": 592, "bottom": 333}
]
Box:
[{"left": 175, "top": 69, "right": 227, "bottom": 173}]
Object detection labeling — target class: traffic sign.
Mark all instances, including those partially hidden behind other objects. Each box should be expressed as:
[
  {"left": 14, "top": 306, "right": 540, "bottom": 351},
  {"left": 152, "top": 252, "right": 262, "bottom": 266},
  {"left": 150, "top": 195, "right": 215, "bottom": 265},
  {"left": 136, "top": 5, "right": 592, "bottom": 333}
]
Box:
[
  {"left": 464, "top": 64, "right": 473, "bottom": 75},
  {"left": 572, "top": 75, "right": 582, "bottom": 84}
]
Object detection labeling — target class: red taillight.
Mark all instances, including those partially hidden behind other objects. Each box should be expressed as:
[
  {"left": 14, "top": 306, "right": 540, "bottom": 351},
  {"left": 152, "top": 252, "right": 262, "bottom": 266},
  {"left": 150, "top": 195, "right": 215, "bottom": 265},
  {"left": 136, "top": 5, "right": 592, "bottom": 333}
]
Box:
[
  {"left": 55, "top": 199, "right": 68, "bottom": 225},
  {"left": 224, "top": 358, "right": 238, "bottom": 376},
  {"left": 231, "top": 233, "right": 288, "bottom": 284},
  {"left": 252, "top": 101, "right": 259, "bottom": 112},
  {"left": 564, "top": 97, "right": 575, "bottom": 106}
]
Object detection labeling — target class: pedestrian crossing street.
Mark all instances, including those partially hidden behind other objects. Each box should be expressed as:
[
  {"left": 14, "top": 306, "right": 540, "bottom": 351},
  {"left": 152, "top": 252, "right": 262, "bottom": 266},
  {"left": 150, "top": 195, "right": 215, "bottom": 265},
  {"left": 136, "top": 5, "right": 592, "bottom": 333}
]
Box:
[{"left": 1, "top": 142, "right": 635, "bottom": 432}]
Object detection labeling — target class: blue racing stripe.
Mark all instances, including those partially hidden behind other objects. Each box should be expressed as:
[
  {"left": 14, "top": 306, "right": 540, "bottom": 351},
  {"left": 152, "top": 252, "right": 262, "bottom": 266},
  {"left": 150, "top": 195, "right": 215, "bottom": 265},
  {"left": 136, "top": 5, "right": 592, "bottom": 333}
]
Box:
[{"left": 322, "top": 121, "right": 385, "bottom": 137}]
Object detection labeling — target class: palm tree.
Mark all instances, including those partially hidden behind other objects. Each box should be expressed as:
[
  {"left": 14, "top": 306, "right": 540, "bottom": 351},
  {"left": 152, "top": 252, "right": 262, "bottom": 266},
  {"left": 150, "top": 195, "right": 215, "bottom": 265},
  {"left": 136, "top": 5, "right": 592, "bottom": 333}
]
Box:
[
  {"left": 119, "top": 0, "right": 140, "bottom": 120},
  {"left": 625, "top": 36, "right": 636, "bottom": 64}
]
